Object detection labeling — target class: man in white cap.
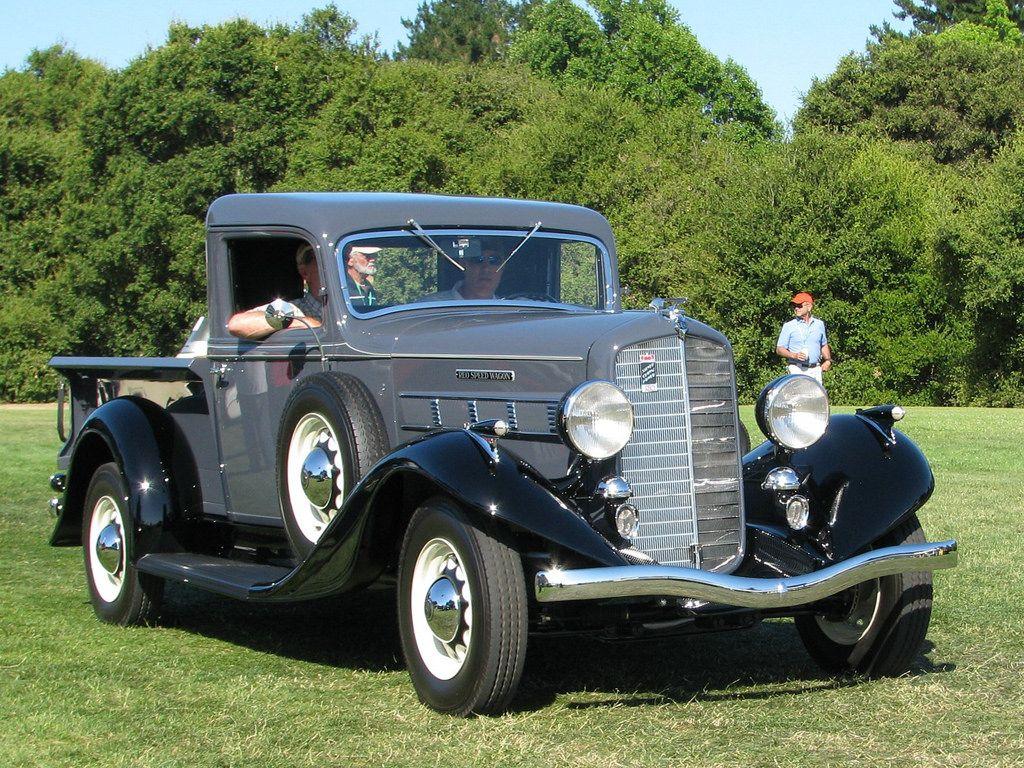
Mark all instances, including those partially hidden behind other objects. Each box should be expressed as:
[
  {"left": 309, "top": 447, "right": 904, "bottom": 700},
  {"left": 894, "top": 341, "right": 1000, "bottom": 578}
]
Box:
[
  {"left": 227, "top": 243, "right": 324, "bottom": 339},
  {"left": 344, "top": 244, "right": 380, "bottom": 308}
]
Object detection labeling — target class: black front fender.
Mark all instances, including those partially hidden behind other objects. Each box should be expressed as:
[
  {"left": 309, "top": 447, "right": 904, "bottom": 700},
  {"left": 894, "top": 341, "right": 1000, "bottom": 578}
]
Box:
[
  {"left": 252, "top": 430, "right": 625, "bottom": 601},
  {"left": 743, "top": 413, "right": 934, "bottom": 561}
]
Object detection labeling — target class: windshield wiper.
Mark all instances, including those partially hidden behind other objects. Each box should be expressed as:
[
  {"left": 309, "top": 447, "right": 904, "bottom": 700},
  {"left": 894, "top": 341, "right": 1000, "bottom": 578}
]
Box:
[
  {"left": 498, "top": 222, "right": 542, "bottom": 271},
  {"left": 406, "top": 219, "right": 465, "bottom": 272}
]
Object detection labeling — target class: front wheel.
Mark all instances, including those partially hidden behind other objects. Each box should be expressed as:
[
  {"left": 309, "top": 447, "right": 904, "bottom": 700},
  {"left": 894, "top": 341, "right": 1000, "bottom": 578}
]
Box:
[
  {"left": 82, "top": 462, "right": 163, "bottom": 625},
  {"left": 796, "top": 513, "right": 933, "bottom": 677},
  {"left": 397, "top": 497, "right": 528, "bottom": 716}
]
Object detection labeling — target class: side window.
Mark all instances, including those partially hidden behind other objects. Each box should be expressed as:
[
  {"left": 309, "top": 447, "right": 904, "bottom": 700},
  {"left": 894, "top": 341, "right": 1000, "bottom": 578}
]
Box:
[
  {"left": 227, "top": 236, "right": 310, "bottom": 314},
  {"left": 559, "top": 241, "right": 599, "bottom": 307}
]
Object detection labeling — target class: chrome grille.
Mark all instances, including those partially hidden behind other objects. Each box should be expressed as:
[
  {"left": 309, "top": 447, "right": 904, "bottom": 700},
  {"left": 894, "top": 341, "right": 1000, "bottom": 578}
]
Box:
[
  {"left": 685, "top": 336, "right": 743, "bottom": 571},
  {"left": 615, "top": 334, "right": 743, "bottom": 571}
]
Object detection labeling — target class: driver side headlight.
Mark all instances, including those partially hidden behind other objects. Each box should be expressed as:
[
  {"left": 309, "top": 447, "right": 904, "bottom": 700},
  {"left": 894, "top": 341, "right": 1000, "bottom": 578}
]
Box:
[
  {"left": 756, "top": 374, "right": 830, "bottom": 449},
  {"left": 558, "top": 381, "right": 634, "bottom": 459}
]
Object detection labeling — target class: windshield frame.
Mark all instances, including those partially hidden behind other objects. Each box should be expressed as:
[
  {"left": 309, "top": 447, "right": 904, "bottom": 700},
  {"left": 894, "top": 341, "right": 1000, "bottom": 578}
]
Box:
[{"left": 334, "top": 227, "right": 614, "bottom": 319}]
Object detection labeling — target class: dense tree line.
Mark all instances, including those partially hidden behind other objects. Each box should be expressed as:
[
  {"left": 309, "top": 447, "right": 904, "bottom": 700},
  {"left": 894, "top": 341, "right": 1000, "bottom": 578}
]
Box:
[{"left": 1, "top": 1, "right": 1022, "bottom": 405}]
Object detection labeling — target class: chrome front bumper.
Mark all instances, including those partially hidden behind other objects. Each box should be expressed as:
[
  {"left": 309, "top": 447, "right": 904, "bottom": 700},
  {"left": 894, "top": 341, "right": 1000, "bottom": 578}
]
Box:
[{"left": 535, "top": 539, "right": 958, "bottom": 609}]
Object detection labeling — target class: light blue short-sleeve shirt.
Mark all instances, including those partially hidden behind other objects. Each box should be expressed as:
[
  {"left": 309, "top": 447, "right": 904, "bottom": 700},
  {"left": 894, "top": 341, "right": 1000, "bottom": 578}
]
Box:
[{"left": 777, "top": 317, "right": 828, "bottom": 365}]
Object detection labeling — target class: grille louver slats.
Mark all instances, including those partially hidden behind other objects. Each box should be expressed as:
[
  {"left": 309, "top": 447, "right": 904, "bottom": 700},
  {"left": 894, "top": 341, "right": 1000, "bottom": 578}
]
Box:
[{"left": 614, "top": 334, "right": 743, "bottom": 571}]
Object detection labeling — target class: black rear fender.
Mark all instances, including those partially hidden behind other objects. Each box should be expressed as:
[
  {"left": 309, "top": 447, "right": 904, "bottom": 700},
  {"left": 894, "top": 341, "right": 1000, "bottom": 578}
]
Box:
[
  {"left": 51, "top": 397, "right": 198, "bottom": 556},
  {"left": 252, "top": 430, "right": 625, "bottom": 601}
]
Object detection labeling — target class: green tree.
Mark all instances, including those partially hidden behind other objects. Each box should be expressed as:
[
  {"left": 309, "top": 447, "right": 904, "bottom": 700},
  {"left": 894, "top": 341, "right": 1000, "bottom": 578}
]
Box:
[
  {"left": 2, "top": 5, "right": 1021, "bottom": 408},
  {"left": 0, "top": 46, "right": 106, "bottom": 399},
  {"left": 283, "top": 60, "right": 537, "bottom": 192},
  {"left": 892, "top": 0, "right": 1024, "bottom": 34},
  {"left": 396, "top": 0, "right": 538, "bottom": 63},
  {"left": 510, "top": 0, "right": 778, "bottom": 141},
  {"left": 0, "top": 8, "right": 376, "bottom": 400},
  {"left": 933, "top": 136, "right": 1024, "bottom": 404},
  {"left": 796, "top": 21, "right": 1024, "bottom": 163},
  {"left": 505, "top": 0, "right": 609, "bottom": 80},
  {"left": 668, "top": 134, "right": 959, "bottom": 404}
]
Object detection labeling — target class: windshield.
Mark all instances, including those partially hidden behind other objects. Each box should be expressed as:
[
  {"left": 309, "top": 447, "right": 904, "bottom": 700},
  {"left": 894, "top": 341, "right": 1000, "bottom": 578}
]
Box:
[{"left": 335, "top": 231, "right": 605, "bottom": 315}]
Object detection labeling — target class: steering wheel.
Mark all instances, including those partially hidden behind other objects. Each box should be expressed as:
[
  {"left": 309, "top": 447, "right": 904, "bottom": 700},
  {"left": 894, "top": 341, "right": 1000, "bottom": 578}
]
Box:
[{"left": 503, "top": 291, "right": 559, "bottom": 303}]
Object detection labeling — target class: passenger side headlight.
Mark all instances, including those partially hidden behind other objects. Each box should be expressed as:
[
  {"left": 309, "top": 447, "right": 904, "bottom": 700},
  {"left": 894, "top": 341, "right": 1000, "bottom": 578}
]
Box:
[
  {"left": 756, "top": 375, "right": 830, "bottom": 449},
  {"left": 559, "top": 381, "right": 634, "bottom": 459}
]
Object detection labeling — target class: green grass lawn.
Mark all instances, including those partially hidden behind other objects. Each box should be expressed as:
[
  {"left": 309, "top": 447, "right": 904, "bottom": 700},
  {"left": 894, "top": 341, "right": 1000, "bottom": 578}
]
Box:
[{"left": 1, "top": 405, "right": 1021, "bottom": 767}]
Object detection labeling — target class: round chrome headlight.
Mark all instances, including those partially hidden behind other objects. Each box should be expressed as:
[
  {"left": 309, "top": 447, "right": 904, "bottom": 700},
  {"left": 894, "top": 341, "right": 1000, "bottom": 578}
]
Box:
[
  {"left": 755, "top": 375, "right": 830, "bottom": 450},
  {"left": 559, "top": 381, "right": 634, "bottom": 459}
]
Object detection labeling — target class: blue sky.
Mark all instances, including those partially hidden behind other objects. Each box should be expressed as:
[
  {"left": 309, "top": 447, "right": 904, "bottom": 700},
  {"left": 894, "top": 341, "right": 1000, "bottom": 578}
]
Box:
[{"left": 0, "top": 1, "right": 910, "bottom": 124}]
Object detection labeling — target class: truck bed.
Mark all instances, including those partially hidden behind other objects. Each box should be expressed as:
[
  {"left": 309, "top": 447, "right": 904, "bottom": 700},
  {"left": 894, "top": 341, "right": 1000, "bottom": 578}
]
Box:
[
  {"left": 49, "top": 356, "right": 206, "bottom": 380},
  {"left": 49, "top": 357, "right": 216, "bottom": 502}
]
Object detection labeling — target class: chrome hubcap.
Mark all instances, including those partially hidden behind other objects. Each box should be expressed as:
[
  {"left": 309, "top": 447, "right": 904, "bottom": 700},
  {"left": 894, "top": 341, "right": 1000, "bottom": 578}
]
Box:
[
  {"left": 411, "top": 540, "right": 472, "bottom": 680},
  {"left": 300, "top": 443, "right": 336, "bottom": 510},
  {"left": 94, "top": 522, "right": 123, "bottom": 576},
  {"left": 424, "top": 572, "right": 462, "bottom": 643},
  {"left": 286, "top": 414, "right": 346, "bottom": 544},
  {"left": 88, "top": 495, "right": 126, "bottom": 602}
]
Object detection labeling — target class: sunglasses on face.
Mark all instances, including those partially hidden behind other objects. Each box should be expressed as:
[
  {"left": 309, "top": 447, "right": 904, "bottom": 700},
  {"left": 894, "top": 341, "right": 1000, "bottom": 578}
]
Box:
[{"left": 466, "top": 254, "right": 502, "bottom": 266}]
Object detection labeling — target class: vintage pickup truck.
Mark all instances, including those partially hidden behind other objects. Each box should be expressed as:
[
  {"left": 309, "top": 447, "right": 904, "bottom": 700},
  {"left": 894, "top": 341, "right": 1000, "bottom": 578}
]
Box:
[{"left": 47, "top": 192, "right": 957, "bottom": 715}]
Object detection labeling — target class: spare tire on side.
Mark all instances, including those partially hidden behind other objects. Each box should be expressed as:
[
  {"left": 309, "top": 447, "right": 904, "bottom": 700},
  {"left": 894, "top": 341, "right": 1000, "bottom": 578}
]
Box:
[{"left": 276, "top": 372, "right": 389, "bottom": 559}]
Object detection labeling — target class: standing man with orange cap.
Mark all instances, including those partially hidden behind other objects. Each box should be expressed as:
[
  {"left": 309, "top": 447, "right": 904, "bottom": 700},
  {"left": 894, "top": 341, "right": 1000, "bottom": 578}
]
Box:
[{"left": 776, "top": 291, "right": 832, "bottom": 384}]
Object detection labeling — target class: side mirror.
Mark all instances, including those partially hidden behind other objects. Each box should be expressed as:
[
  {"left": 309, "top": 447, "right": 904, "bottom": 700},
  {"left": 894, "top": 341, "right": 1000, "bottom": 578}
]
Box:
[
  {"left": 264, "top": 298, "right": 300, "bottom": 330},
  {"left": 262, "top": 298, "right": 328, "bottom": 373}
]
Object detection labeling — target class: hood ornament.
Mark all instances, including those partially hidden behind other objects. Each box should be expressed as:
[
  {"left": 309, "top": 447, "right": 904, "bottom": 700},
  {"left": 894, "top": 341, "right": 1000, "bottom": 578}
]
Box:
[{"left": 649, "top": 297, "right": 688, "bottom": 336}]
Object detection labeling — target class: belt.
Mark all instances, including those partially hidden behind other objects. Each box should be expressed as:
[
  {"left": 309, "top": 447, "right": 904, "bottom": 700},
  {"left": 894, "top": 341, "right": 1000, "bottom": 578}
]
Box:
[{"left": 795, "top": 362, "right": 820, "bottom": 369}]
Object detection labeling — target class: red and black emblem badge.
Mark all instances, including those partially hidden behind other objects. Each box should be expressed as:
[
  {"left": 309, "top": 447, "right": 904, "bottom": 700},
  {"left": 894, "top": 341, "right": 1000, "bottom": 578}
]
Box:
[{"left": 639, "top": 353, "right": 658, "bottom": 393}]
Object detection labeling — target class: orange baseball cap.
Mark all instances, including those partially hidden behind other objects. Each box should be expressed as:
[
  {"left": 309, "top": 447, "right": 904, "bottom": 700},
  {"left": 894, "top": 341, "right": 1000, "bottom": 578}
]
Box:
[{"left": 791, "top": 292, "right": 813, "bottom": 305}]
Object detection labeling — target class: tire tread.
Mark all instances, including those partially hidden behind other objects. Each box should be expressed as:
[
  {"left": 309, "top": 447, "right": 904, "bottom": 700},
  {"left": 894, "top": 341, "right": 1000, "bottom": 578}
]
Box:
[
  {"left": 398, "top": 497, "right": 528, "bottom": 716},
  {"left": 865, "top": 516, "right": 933, "bottom": 677},
  {"left": 796, "top": 513, "right": 934, "bottom": 678},
  {"left": 472, "top": 525, "right": 527, "bottom": 713}
]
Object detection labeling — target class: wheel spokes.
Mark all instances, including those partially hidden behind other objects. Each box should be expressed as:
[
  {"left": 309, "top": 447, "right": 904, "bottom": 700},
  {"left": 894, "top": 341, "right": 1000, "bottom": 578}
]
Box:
[
  {"left": 412, "top": 538, "right": 473, "bottom": 678},
  {"left": 288, "top": 414, "right": 346, "bottom": 543}
]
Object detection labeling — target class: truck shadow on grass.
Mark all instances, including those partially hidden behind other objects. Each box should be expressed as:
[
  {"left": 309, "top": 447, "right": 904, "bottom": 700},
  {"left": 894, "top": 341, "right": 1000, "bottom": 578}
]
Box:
[
  {"left": 157, "top": 582, "right": 955, "bottom": 712},
  {"left": 158, "top": 581, "right": 407, "bottom": 672},
  {"left": 520, "top": 635, "right": 953, "bottom": 712}
]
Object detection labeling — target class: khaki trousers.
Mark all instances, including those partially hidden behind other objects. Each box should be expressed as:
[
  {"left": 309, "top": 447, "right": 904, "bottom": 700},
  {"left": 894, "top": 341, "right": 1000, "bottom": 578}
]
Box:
[{"left": 786, "top": 364, "right": 823, "bottom": 384}]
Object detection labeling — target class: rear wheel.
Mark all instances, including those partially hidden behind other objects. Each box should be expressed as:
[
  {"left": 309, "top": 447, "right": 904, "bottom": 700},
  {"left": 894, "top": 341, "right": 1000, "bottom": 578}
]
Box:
[
  {"left": 796, "top": 513, "right": 933, "bottom": 677},
  {"left": 82, "top": 462, "right": 163, "bottom": 625},
  {"left": 397, "top": 497, "right": 528, "bottom": 716}
]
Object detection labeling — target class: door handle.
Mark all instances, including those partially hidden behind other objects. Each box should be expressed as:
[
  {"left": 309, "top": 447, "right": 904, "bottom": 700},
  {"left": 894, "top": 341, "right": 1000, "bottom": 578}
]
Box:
[{"left": 210, "top": 361, "right": 231, "bottom": 387}]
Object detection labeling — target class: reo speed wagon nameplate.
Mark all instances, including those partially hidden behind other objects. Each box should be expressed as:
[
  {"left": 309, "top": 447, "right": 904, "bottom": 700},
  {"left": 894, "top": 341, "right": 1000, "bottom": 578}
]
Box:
[{"left": 456, "top": 369, "right": 515, "bottom": 382}]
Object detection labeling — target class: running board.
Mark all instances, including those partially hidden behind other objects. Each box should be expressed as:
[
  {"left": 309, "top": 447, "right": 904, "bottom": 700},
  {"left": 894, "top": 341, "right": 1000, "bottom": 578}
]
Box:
[{"left": 136, "top": 553, "right": 293, "bottom": 600}]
